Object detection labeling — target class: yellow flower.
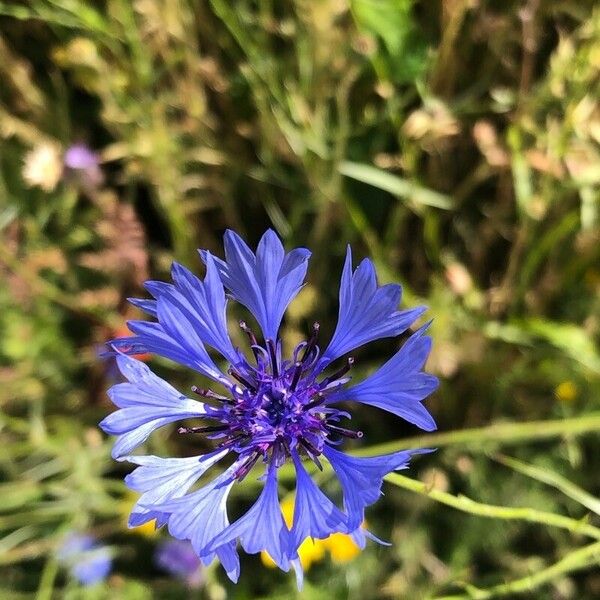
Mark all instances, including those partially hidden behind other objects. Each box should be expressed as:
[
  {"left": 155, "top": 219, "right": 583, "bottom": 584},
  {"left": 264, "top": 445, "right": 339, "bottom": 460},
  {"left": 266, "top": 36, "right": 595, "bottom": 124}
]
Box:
[
  {"left": 120, "top": 491, "right": 158, "bottom": 538},
  {"left": 261, "top": 536, "right": 326, "bottom": 570},
  {"left": 260, "top": 496, "right": 361, "bottom": 570},
  {"left": 555, "top": 381, "right": 578, "bottom": 404},
  {"left": 323, "top": 532, "right": 361, "bottom": 563}
]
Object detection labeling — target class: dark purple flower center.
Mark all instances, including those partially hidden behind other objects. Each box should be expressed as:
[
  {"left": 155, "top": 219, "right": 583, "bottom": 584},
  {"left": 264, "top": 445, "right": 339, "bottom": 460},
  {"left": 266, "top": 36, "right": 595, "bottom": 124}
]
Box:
[{"left": 179, "top": 322, "right": 361, "bottom": 480}]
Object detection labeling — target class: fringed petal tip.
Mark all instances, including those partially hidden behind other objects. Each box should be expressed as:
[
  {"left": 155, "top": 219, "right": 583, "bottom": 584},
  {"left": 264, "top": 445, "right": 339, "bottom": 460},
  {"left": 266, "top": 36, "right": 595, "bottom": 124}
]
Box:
[
  {"left": 321, "top": 245, "right": 426, "bottom": 367},
  {"left": 200, "top": 229, "right": 310, "bottom": 341}
]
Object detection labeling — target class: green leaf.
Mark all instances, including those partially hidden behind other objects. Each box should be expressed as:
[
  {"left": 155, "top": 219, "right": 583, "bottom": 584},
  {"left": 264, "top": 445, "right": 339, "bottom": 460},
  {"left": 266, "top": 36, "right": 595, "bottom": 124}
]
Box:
[
  {"left": 351, "top": 0, "right": 428, "bottom": 82},
  {"left": 484, "top": 318, "right": 600, "bottom": 375},
  {"left": 339, "top": 161, "right": 454, "bottom": 209},
  {"left": 496, "top": 455, "right": 600, "bottom": 516}
]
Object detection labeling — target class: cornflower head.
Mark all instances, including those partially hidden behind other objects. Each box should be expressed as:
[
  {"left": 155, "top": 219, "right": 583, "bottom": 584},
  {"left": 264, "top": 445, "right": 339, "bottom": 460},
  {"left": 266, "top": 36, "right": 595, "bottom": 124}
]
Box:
[
  {"left": 100, "top": 230, "right": 438, "bottom": 587},
  {"left": 63, "top": 143, "right": 103, "bottom": 190},
  {"left": 155, "top": 539, "right": 204, "bottom": 588},
  {"left": 57, "top": 533, "right": 112, "bottom": 586}
]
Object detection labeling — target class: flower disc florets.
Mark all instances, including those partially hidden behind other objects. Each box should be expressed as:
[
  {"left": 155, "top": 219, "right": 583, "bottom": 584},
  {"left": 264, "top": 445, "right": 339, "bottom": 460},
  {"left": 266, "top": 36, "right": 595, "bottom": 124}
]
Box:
[
  {"left": 100, "top": 229, "right": 439, "bottom": 588},
  {"left": 181, "top": 322, "right": 361, "bottom": 479}
]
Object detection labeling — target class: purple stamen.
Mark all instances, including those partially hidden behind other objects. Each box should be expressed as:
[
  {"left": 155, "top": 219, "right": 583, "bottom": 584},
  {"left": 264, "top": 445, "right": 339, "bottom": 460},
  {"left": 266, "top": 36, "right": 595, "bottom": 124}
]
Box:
[
  {"left": 234, "top": 452, "right": 262, "bottom": 481},
  {"left": 228, "top": 368, "right": 256, "bottom": 391},
  {"left": 240, "top": 320, "right": 263, "bottom": 363},
  {"left": 218, "top": 432, "right": 249, "bottom": 450},
  {"left": 191, "top": 386, "right": 231, "bottom": 402},
  {"left": 178, "top": 425, "right": 229, "bottom": 434},
  {"left": 301, "top": 322, "right": 320, "bottom": 363},
  {"left": 266, "top": 339, "right": 279, "bottom": 377},
  {"left": 320, "top": 356, "right": 354, "bottom": 387},
  {"left": 298, "top": 436, "right": 320, "bottom": 457},
  {"left": 303, "top": 392, "right": 326, "bottom": 411},
  {"left": 290, "top": 362, "right": 302, "bottom": 391},
  {"left": 326, "top": 424, "right": 363, "bottom": 439},
  {"left": 239, "top": 320, "right": 257, "bottom": 346}
]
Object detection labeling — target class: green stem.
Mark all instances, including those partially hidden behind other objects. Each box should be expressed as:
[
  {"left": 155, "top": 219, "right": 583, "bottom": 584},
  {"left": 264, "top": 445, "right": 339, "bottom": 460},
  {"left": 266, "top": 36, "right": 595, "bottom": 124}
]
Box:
[
  {"left": 36, "top": 556, "right": 58, "bottom": 600},
  {"left": 495, "top": 454, "right": 600, "bottom": 516},
  {"left": 435, "top": 540, "right": 600, "bottom": 599},
  {"left": 385, "top": 472, "right": 600, "bottom": 541},
  {"left": 357, "top": 413, "right": 600, "bottom": 456}
]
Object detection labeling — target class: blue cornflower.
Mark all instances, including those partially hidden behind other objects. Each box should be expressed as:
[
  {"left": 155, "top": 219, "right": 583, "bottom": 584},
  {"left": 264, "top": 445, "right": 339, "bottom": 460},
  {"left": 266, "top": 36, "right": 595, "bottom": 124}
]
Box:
[
  {"left": 57, "top": 533, "right": 112, "bottom": 586},
  {"left": 100, "top": 230, "right": 438, "bottom": 586},
  {"left": 155, "top": 539, "right": 205, "bottom": 588}
]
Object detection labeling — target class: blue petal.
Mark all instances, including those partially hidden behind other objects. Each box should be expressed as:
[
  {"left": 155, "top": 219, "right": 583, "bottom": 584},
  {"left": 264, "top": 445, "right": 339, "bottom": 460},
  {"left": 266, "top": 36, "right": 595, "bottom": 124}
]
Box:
[
  {"left": 58, "top": 534, "right": 112, "bottom": 586},
  {"left": 71, "top": 547, "right": 112, "bottom": 585},
  {"left": 99, "top": 355, "right": 213, "bottom": 458},
  {"left": 350, "top": 527, "right": 390, "bottom": 549},
  {"left": 57, "top": 534, "right": 95, "bottom": 558},
  {"left": 290, "top": 453, "right": 348, "bottom": 554},
  {"left": 155, "top": 296, "right": 230, "bottom": 379},
  {"left": 108, "top": 418, "right": 174, "bottom": 460},
  {"left": 204, "top": 465, "right": 293, "bottom": 571},
  {"left": 291, "top": 558, "right": 304, "bottom": 590},
  {"left": 150, "top": 463, "right": 240, "bottom": 582},
  {"left": 323, "top": 445, "right": 430, "bottom": 530},
  {"left": 116, "top": 317, "right": 228, "bottom": 385},
  {"left": 320, "top": 246, "right": 425, "bottom": 368},
  {"left": 203, "top": 230, "right": 310, "bottom": 341},
  {"left": 144, "top": 280, "right": 173, "bottom": 297},
  {"left": 138, "top": 255, "right": 238, "bottom": 364},
  {"left": 127, "top": 297, "right": 157, "bottom": 317},
  {"left": 328, "top": 326, "right": 438, "bottom": 431},
  {"left": 124, "top": 449, "right": 228, "bottom": 528}
]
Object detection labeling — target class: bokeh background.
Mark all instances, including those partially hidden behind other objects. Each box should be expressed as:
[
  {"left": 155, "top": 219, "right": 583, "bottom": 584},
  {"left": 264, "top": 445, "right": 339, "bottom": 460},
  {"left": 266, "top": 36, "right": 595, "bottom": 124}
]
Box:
[{"left": 1, "top": 1, "right": 599, "bottom": 598}]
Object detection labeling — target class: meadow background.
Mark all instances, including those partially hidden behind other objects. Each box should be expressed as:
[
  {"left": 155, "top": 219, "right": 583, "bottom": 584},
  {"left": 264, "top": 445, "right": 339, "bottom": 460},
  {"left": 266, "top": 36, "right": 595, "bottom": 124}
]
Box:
[{"left": 1, "top": 1, "right": 599, "bottom": 598}]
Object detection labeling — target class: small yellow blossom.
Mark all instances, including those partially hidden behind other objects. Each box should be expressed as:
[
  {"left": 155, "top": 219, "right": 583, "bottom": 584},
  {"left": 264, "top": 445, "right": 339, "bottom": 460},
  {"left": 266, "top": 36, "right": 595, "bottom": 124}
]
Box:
[
  {"left": 261, "top": 536, "right": 326, "bottom": 570},
  {"left": 22, "top": 142, "right": 62, "bottom": 192},
  {"left": 323, "top": 532, "right": 361, "bottom": 563},
  {"left": 555, "top": 381, "right": 578, "bottom": 404}
]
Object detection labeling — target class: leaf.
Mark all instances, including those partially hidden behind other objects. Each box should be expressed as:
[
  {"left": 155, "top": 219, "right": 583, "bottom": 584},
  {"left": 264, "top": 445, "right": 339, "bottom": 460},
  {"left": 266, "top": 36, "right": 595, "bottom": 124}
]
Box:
[
  {"left": 484, "top": 318, "right": 600, "bottom": 375},
  {"left": 0, "top": 482, "right": 44, "bottom": 512},
  {"left": 496, "top": 455, "right": 600, "bottom": 516},
  {"left": 339, "top": 161, "right": 454, "bottom": 209},
  {"left": 350, "top": 0, "right": 428, "bottom": 83}
]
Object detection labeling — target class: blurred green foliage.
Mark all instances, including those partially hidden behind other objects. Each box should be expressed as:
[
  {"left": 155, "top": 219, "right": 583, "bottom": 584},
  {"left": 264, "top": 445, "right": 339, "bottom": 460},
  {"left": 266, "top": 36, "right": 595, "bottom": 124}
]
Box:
[{"left": 0, "top": 0, "right": 599, "bottom": 598}]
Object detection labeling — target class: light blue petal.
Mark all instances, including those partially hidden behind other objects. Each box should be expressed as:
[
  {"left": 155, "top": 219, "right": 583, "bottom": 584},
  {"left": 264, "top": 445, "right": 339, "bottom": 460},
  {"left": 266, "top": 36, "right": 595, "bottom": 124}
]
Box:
[
  {"left": 99, "top": 355, "right": 212, "bottom": 458},
  {"left": 124, "top": 319, "right": 228, "bottom": 385},
  {"left": 328, "top": 326, "right": 438, "bottom": 431},
  {"left": 321, "top": 246, "right": 425, "bottom": 368},
  {"left": 144, "top": 280, "right": 173, "bottom": 298},
  {"left": 71, "top": 547, "right": 112, "bottom": 585},
  {"left": 127, "top": 297, "right": 157, "bottom": 317},
  {"left": 109, "top": 419, "right": 173, "bottom": 459},
  {"left": 204, "top": 465, "right": 292, "bottom": 571},
  {"left": 156, "top": 296, "right": 228, "bottom": 380},
  {"left": 216, "top": 543, "right": 241, "bottom": 583},
  {"left": 149, "top": 255, "right": 237, "bottom": 364},
  {"left": 204, "top": 230, "right": 310, "bottom": 341},
  {"left": 58, "top": 534, "right": 112, "bottom": 586},
  {"left": 290, "top": 454, "right": 348, "bottom": 553},
  {"left": 291, "top": 558, "right": 304, "bottom": 590},
  {"left": 323, "top": 445, "right": 429, "bottom": 530},
  {"left": 124, "top": 449, "right": 228, "bottom": 527},
  {"left": 151, "top": 463, "right": 240, "bottom": 581},
  {"left": 350, "top": 527, "right": 390, "bottom": 549}
]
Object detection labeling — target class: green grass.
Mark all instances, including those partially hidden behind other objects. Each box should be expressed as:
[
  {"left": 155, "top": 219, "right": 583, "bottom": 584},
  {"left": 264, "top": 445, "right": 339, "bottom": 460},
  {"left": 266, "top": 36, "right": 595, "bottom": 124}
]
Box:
[{"left": 0, "top": 1, "right": 599, "bottom": 598}]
